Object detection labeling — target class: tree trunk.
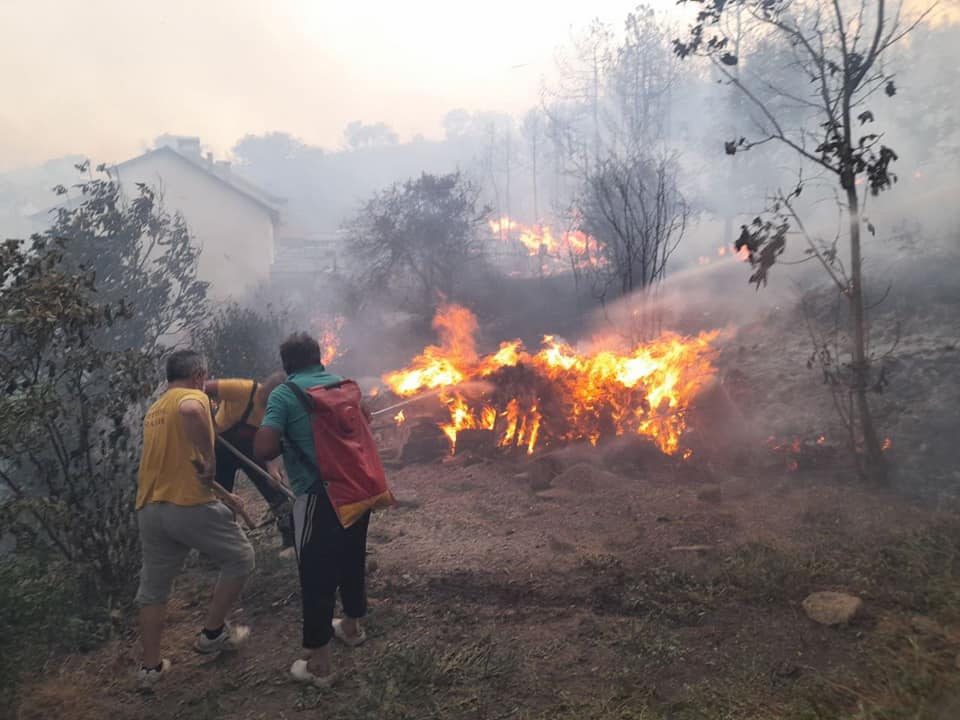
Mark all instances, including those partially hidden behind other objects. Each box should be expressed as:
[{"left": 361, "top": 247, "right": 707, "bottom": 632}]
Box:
[{"left": 845, "top": 187, "right": 886, "bottom": 482}]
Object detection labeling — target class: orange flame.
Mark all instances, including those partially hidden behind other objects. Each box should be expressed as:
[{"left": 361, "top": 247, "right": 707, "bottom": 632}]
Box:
[
  {"left": 489, "top": 217, "right": 602, "bottom": 267},
  {"left": 384, "top": 304, "right": 717, "bottom": 456},
  {"left": 314, "top": 315, "right": 346, "bottom": 366}
]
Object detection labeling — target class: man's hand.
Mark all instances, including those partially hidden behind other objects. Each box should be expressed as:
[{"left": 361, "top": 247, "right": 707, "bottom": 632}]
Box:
[
  {"left": 220, "top": 492, "right": 246, "bottom": 516},
  {"left": 267, "top": 465, "right": 286, "bottom": 490}
]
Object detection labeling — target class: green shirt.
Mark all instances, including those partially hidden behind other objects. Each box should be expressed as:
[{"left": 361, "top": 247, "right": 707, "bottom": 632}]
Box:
[{"left": 261, "top": 365, "right": 344, "bottom": 496}]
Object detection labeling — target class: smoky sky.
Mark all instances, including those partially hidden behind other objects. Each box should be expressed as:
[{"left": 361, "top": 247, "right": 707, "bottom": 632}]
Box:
[{"left": 0, "top": 0, "right": 676, "bottom": 171}]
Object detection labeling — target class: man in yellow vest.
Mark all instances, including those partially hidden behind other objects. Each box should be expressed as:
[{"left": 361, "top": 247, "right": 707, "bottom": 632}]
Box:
[{"left": 135, "top": 350, "right": 255, "bottom": 689}]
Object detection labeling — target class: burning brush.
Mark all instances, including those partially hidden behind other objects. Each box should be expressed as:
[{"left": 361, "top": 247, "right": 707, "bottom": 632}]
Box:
[{"left": 378, "top": 304, "right": 719, "bottom": 458}]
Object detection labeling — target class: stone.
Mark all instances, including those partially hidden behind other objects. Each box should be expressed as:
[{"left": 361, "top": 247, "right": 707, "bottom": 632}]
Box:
[
  {"left": 802, "top": 591, "right": 863, "bottom": 626},
  {"left": 526, "top": 456, "right": 564, "bottom": 491}
]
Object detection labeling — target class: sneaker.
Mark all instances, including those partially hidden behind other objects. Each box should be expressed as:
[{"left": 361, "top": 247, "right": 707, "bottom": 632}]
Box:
[
  {"left": 193, "top": 621, "right": 251, "bottom": 654},
  {"left": 290, "top": 659, "right": 336, "bottom": 688},
  {"left": 332, "top": 618, "right": 366, "bottom": 647},
  {"left": 137, "top": 659, "right": 171, "bottom": 690}
]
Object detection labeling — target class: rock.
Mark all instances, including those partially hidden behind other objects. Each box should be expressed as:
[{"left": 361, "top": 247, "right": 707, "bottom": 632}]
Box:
[
  {"left": 551, "top": 462, "right": 617, "bottom": 493},
  {"left": 802, "top": 591, "right": 863, "bottom": 626},
  {"left": 598, "top": 435, "right": 668, "bottom": 473},
  {"left": 400, "top": 420, "right": 449, "bottom": 464},
  {"left": 456, "top": 428, "right": 497, "bottom": 456},
  {"left": 526, "top": 456, "right": 564, "bottom": 491}
]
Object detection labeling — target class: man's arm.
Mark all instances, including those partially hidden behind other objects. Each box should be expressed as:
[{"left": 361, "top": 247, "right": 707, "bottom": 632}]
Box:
[
  {"left": 255, "top": 384, "right": 288, "bottom": 464},
  {"left": 254, "top": 426, "right": 283, "bottom": 463},
  {"left": 180, "top": 398, "right": 215, "bottom": 471},
  {"left": 203, "top": 380, "right": 221, "bottom": 400},
  {"left": 180, "top": 398, "right": 244, "bottom": 514}
]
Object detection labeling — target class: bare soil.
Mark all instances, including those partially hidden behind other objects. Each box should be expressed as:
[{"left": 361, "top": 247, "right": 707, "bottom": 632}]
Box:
[{"left": 15, "top": 448, "right": 960, "bottom": 720}]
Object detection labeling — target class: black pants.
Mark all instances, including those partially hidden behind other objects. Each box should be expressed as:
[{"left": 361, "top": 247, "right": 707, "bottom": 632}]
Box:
[
  {"left": 216, "top": 424, "right": 294, "bottom": 548},
  {"left": 293, "top": 490, "right": 370, "bottom": 649}
]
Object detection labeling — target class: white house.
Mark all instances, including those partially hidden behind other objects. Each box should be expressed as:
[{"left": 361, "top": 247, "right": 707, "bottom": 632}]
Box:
[{"left": 112, "top": 137, "right": 285, "bottom": 300}]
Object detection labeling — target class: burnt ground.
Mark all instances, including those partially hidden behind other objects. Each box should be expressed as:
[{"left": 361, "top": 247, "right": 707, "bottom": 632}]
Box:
[
  {"left": 15, "top": 448, "right": 960, "bottom": 720},
  {"left": 15, "top": 252, "right": 960, "bottom": 719}
]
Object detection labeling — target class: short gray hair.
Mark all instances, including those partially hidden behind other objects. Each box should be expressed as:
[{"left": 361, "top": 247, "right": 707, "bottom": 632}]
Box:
[{"left": 165, "top": 349, "right": 207, "bottom": 382}]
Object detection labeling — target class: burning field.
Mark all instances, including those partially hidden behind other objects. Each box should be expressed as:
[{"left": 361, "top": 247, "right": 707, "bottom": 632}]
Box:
[
  {"left": 378, "top": 304, "right": 719, "bottom": 459},
  {"left": 16, "top": 269, "right": 960, "bottom": 720}
]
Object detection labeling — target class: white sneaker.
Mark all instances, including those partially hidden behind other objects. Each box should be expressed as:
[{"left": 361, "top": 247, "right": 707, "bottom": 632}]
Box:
[
  {"left": 193, "top": 621, "right": 251, "bottom": 654},
  {"left": 137, "top": 659, "right": 171, "bottom": 690},
  {"left": 332, "top": 618, "right": 367, "bottom": 647},
  {"left": 290, "top": 659, "right": 336, "bottom": 688}
]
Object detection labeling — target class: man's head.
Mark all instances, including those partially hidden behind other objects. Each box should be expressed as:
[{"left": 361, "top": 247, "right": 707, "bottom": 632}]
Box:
[
  {"left": 166, "top": 349, "right": 207, "bottom": 389},
  {"left": 279, "top": 332, "right": 325, "bottom": 375}
]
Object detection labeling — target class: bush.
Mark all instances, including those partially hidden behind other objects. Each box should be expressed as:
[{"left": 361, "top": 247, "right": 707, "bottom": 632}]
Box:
[
  {"left": 0, "top": 554, "right": 111, "bottom": 706},
  {"left": 0, "top": 165, "right": 208, "bottom": 596},
  {"left": 197, "top": 302, "right": 290, "bottom": 379}
]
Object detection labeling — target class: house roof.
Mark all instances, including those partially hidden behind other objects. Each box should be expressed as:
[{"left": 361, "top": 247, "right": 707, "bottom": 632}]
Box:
[{"left": 113, "top": 146, "right": 285, "bottom": 222}]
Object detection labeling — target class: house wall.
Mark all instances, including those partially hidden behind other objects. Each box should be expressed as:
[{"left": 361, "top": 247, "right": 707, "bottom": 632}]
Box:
[{"left": 115, "top": 152, "right": 276, "bottom": 300}]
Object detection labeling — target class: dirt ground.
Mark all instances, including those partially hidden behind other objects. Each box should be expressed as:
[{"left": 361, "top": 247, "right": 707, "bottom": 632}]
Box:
[
  {"left": 15, "top": 261, "right": 960, "bottom": 719},
  {"left": 15, "top": 445, "right": 960, "bottom": 720}
]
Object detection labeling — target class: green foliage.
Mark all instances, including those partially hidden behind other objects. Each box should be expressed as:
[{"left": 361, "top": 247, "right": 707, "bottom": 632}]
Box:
[
  {"left": 349, "top": 171, "right": 489, "bottom": 319},
  {"left": 48, "top": 163, "right": 209, "bottom": 349},
  {"left": 197, "top": 302, "right": 290, "bottom": 379},
  {"left": 0, "top": 165, "right": 208, "bottom": 594},
  {"left": 0, "top": 554, "right": 110, "bottom": 706}
]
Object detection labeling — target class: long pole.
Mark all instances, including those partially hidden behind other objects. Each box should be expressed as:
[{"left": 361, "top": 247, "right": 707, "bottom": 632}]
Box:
[
  {"left": 370, "top": 388, "right": 446, "bottom": 417},
  {"left": 215, "top": 435, "right": 297, "bottom": 502}
]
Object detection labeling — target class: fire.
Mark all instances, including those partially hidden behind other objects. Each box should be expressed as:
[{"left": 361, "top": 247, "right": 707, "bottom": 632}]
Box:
[
  {"left": 489, "top": 217, "right": 602, "bottom": 268},
  {"left": 384, "top": 304, "right": 718, "bottom": 456},
  {"left": 699, "top": 245, "right": 750, "bottom": 266},
  {"left": 382, "top": 305, "right": 477, "bottom": 395},
  {"left": 394, "top": 410, "right": 406, "bottom": 425},
  {"left": 314, "top": 315, "right": 346, "bottom": 366}
]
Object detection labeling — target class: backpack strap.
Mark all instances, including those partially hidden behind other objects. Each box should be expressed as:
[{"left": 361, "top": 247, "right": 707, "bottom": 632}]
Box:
[
  {"left": 283, "top": 381, "right": 323, "bottom": 490},
  {"left": 237, "top": 380, "right": 259, "bottom": 426},
  {"left": 285, "top": 381, "right": 316, "bottom": 413},
  {"left": 220, "top": 380, "right": 259, "bottom": 435}
]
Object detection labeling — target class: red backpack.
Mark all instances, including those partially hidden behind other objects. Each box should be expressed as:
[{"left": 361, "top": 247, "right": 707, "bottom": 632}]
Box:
[{"left": 285, "top": 380, "right": 394, "bottom": 527}]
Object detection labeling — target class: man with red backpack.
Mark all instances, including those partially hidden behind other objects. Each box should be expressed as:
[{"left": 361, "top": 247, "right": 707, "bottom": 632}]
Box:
[{"left": 254, "top": 332, "right": 393, "bottom": 687}]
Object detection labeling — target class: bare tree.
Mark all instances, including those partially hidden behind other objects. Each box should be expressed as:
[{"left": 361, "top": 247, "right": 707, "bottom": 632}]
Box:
[
  {"left": 543, "top": 6, "right": 687, "bottom": 333},
  {"left": 579, "top": 152, "right": 688, "bottom": 338},
  {"left": 675, "top": 0, "right": 934, "bottom": 481}
]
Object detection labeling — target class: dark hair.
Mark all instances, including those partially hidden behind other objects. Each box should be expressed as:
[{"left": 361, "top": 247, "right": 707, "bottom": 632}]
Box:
[
  {"left": 279, "top": 332, "right": 324, "bottom": 375},
  {"left": 166, "top": 349, "right": 207, "bottom": 382}
]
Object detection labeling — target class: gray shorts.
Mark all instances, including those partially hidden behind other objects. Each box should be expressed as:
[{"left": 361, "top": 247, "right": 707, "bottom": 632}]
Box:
[{"left": 136, "top": 501, "right": 256, "bottom": 606}]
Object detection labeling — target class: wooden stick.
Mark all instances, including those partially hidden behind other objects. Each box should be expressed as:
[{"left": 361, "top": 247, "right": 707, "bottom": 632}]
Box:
[
  {"left": 215, "top": 435, "right": 297, "bottom": 502},
  {"left": 212, "top": 480, "right": 258, "bottom": 530},
  {"left": 192, "top": 457, "right": 257, "bottom": 529}
]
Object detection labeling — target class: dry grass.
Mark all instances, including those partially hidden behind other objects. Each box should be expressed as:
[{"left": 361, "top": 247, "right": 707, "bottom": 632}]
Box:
[{"left": 10, "top": 462, "right": 960, "bottom": 720}]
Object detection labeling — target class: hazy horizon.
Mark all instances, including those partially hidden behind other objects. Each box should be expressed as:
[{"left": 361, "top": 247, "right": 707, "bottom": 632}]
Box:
[{"left": 0, "top": 0, "right": 673, "bottom": 171}]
